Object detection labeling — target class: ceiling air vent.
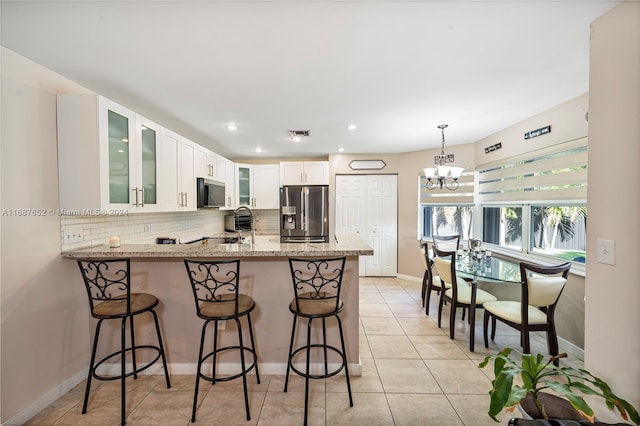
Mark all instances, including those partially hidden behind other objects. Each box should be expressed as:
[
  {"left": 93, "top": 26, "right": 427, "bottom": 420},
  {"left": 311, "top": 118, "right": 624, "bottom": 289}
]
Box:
[{"left": 288, "top": 130, "right": 310, "bottom": 137}]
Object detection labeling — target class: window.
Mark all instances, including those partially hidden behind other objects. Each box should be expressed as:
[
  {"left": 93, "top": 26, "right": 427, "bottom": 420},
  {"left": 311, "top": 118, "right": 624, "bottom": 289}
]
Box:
[
  {"left": 481, "top": 204, "right": 586, "bottom": 263},
  {"left": 422, "top": 205, "right": 474, "bottom": 240},
  {"left": 477, "top": 138, "right": 588, "bottom": 265},
  {"left": 482, "top": 206, "right": 522, "bottom": 251},
  {"left": 530, "top": 204, "right": 586, "bottom": 263}
]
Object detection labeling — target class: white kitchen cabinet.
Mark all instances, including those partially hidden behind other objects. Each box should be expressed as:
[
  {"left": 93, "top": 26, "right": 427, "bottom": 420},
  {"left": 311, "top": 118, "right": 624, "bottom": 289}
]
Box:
[
  {"left": 158, "top": 129, "right": 196, "bottom": 212},
  {"left": 280, "top": 161, "right": 329, "bottom": 185},
  {"left": 221, "top": 157, "right": 236, "bottom": 210},
  {"left": 195, "top": 146, "right": 219, "bottom": 180},
  {"left": 235, "top": 163, "right": 280, "bottom": 209},
  {"left": 179, "top": 138, "right": 197, "bottom": 211},
  {"left": 57, "top": 94, "right": 162, "bottom": 213}
]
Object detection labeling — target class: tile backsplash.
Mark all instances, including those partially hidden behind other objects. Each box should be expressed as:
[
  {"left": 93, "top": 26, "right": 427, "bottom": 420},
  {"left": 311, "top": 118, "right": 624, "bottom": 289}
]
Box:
[{"left": 60, "top": 208, "right": 280, "bottom": 250}]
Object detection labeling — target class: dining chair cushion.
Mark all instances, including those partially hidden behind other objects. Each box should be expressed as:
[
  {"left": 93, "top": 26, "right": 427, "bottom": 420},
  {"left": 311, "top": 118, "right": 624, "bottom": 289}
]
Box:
[
  {"left": 528, "top": 276, "right": 567, "bottom": 307},
  {"left": 93, "top": 293, "right": 158, "bottom": 317},
  {"left": 199, "top": 293, "right": 256, "bottom": 318},
  {"left": 444, "top": 287, "right": 497, "bottom": 305},
  {"left": 483, "top": 300, "right": 548, "bottom": 324},
  {"left": 434, "top": 276, "right": 470, "bottom": 290},
  {"left": 289, "top": 292, "right": 344, "bottom": 316}
]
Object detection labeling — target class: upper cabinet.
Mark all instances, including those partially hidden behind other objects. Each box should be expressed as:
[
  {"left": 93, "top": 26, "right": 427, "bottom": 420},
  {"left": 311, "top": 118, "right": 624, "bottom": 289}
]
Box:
[
  {"left": 235, "top": 163, "right": 280, "bottom": 209},
  {"left": 58, "top": 94, "right": 163, "bottom": 213},
  {"left": 57, "top": 94, "right": 197, "bottom": 213},
  {"left": 280, "top": 161, "right": 329, "bottom": 185},
  {"left": 158, "top": 129, "right": 197, "bottom": 212},
  {"left": 221, "top": 157, "right": 236, "bottom": 210}
]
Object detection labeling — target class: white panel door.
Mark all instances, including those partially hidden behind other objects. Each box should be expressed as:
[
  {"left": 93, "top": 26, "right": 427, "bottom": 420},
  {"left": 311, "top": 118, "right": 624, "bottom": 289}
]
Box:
[
  {"left": 335, "top": 175, "right": 366, "bottom": 275},
  {"left": 365, "top": 175, "right": 384, "bottom": 276},
  {"left": 381, "top": 175, "right": 398, "bottom": 276},
  {"left": 336, "top": 174, "right": 397, "bottom": 277}
]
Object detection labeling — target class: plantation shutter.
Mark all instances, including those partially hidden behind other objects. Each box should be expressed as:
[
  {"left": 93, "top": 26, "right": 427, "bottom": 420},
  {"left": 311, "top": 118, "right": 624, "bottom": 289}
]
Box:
[
  {"left": 476, "top": 137, "right": 588, "bottom": 204},
  {"left": 419, "top": 171, "right": 475, "bottom": 205}
]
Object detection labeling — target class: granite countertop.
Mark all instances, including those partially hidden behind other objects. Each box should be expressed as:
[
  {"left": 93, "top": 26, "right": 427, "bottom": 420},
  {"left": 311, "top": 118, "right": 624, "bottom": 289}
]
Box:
[{"left": 61, "top": 235, "right": 373, "bottom": 259}]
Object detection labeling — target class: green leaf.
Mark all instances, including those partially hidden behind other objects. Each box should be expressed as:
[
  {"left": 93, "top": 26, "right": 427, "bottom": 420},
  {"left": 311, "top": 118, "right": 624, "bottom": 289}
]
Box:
[{"left": 488, "top": 371, "right": 515, "bottom": 419}]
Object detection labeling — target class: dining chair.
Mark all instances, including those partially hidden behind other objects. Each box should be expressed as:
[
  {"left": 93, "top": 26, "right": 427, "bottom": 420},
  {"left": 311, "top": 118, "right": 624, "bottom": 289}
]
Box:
[
  {"left": 420, "top": 246, "right": 440, "bottom": 312},
  {"left": 432, "top": 234, "right": 460, "bottom": 252},
  {"left": 482, "top": 261, "right": 571, "bottom": 364},
  {"left": 433, "top": 247, "right": 497, "bottom": 341},
  {"left": 421, "top": 244, "right": 469, "bottom": 316}
]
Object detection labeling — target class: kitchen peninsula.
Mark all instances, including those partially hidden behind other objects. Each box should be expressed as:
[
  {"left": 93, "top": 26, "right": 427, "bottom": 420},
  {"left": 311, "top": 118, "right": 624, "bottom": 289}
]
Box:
[{"left": 62, "top": 235, "right": 373, "bottom": 376}]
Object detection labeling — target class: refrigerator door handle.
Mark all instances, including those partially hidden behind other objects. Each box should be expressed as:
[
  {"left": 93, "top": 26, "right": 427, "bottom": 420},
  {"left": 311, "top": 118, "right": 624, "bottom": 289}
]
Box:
[{"left": 301, "top": 187, "right": 306, "bottom": 232}]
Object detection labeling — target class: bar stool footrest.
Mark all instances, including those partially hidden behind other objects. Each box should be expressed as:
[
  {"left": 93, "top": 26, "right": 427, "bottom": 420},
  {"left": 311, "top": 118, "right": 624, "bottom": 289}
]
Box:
[
  {"left": 289, "top": 344, "right": 347, "bottom": 380},
  {"left": 199, "top": 345, "right": 258, "bottom": 383},
  {"left": 92, "top": 344, "right": 164, "bottom": 381}
]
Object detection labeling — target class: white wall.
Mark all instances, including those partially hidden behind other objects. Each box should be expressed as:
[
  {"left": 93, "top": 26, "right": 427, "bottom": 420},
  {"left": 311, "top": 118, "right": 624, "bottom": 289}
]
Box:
[
  {"left": 0, "top": 48, "right": 92, "bottom": 423},
  {"left": 585, "top": 0, "right": 640, "bottom": 416}
]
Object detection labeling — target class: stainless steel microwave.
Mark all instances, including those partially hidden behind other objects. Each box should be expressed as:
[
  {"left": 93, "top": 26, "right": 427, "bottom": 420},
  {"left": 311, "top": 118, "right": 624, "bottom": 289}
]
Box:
[{"left": 196, "top": 177, "right": 226, "bottom": 208}]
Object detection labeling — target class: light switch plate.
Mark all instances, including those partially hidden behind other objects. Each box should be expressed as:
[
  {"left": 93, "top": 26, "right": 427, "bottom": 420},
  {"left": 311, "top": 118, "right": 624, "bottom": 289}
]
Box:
[{"left": 596, "top": 239, "right": 615, "bottom": 265}]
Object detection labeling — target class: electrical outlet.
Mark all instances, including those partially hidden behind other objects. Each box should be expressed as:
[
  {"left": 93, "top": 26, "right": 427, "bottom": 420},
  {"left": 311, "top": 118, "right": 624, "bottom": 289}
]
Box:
[{"left": 63, "top": 225, "right": 84, "bottom": 243}]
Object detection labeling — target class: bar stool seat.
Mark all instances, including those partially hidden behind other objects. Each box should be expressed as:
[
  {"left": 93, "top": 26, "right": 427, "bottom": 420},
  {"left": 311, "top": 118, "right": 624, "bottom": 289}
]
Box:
[
  {"left": 76, "top": 258, "right": 171, "bottom": 426},
  {"left": 184, "top": 258, "right": 260, "bottom": 423},
  {"left": 284, "top": 257, "right": 353, "bottom": 426}
]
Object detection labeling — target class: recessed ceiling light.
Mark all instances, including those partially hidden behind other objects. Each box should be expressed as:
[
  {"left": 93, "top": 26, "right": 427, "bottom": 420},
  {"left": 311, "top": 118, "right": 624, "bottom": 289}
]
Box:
[
  {"left": 291, "top": 136, "right": 302, "bottom": 143},
  {"left": 225, "top": 123, "right": 238, "bottom": 131},
  {"left": 255, "top": 146, "right": 262, "bottom": 153},
  {"left": 347, "top": 124, "right": 357, "bottom": 130},
  {"left": 338, "top": 146, "right": 345, "bottom": 152}
]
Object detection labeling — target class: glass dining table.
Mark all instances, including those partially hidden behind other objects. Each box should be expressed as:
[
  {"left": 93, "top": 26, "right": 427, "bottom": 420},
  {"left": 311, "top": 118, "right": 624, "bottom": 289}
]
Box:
[{"left": 454, "top": 253, "right": 521, "bottom": 351}]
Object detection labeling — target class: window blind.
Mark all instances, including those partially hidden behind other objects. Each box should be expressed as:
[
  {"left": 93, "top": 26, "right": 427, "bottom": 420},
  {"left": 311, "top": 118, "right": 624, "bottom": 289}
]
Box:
[
  {"left": 419, "top": 171, "right": 475, "bottom": 205},
  {"left": 476, "top": 137, "right": 588, "bottom": 204}
]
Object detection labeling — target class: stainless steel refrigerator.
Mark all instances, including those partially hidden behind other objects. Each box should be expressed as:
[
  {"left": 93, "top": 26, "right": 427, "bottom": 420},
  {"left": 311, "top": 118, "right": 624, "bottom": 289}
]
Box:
[{"left": 280, "top": 185, "right": 329, "bottom": 243}]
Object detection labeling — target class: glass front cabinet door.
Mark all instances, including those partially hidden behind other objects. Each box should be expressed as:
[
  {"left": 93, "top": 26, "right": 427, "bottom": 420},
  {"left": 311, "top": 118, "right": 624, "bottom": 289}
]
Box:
[
  {"left": 57, "top": 94, "right": 161, "bottom": 214},
  {"left": 102, "top": 98, "right": 160, "bottom": 212},
  {"left": 236, "top": 163, "right": 252, "bottom": 207}
]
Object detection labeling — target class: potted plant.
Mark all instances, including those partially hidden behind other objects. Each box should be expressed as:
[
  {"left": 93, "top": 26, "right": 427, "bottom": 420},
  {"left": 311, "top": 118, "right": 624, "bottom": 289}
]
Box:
[{"left": 479, "top": 348, "right": 640, "bottom": 425}]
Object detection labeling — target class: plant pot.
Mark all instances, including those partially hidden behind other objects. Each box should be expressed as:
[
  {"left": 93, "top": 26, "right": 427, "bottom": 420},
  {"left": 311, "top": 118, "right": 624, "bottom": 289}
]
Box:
[{"left": 520, "top": 392, "right": 587, "bottom": 422}]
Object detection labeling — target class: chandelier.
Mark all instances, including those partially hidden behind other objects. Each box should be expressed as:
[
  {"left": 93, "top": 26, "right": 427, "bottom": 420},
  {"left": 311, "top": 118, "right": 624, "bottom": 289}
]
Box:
[{"left": 423, "top": 124, "right": 464, "bottom": 190}]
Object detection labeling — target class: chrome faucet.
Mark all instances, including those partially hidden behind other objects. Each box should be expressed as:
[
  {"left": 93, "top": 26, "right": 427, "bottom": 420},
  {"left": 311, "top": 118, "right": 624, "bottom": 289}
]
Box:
[{"left": 234, "top": 206, "right": 255, "bottom": 245}]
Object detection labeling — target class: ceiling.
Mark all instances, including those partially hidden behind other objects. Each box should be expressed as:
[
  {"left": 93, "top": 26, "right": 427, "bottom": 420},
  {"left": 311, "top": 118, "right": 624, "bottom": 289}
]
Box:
[{"left": 1, "top": 1, "right": 618, "bottom": 160}]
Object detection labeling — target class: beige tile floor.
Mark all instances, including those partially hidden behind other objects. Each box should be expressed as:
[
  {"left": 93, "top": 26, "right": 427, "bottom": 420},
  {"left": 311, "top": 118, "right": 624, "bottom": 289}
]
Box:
[{"left": 26, "top": 276, "right": 583, "bottom": 426}]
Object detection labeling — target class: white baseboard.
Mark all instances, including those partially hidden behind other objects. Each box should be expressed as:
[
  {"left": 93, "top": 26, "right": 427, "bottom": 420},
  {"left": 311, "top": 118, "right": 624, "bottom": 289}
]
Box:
[
  {"left": 558, "top": 336, "right": 585, "bottom": 361},
  {"left": 396, "top": 273, "right": 421, "bottom": 283},
  {"left": 5, "top": 369, "right": 87, "bottom": 426},
  {"left": 8, "top": 360, "right": 363, "bottom": 425}
]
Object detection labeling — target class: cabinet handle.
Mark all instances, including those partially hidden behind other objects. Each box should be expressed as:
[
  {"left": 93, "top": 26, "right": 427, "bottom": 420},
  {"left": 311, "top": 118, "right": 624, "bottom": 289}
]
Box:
[
  {"left": 140, "top": 188, "right": 144, "bottom": 207},
  {"left": 227, "top": 196, "right": 231, "bottom": 207},
  {"left": 132, "top": 188, "right": 139, "bottom": 207},
  {"left": 184, "top": 192, "right": 188, "bottom": 207},
  {"left": 304, "top": 172, "right": 308, "bottom": 183},
  {"left": 179, "top": 192, "right": 184, "bottom": 207}
]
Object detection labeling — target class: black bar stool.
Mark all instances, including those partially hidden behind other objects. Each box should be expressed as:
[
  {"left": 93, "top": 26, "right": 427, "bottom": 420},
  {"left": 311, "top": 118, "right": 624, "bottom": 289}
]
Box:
[
  {"left": 183, "top": 258, "right": 260, "bottom": 422},
  {"left": 76, "top": 258, "right": 171, "bottom": 426},
  {"left": 284, "top": 256, "right": 353, "bottom": 426}
]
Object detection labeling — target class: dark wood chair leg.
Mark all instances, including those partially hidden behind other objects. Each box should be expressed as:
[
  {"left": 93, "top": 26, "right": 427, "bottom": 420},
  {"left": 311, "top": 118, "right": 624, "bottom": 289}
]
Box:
[{"left": 483, "top": 311, "right": 490, "bottom": 348}]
